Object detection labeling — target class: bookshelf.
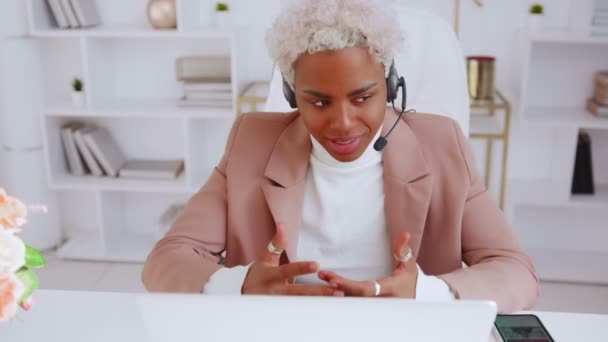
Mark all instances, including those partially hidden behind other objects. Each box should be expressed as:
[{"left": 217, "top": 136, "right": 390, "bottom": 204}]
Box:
[
  {"left": 506, "top": 29, "right": 608, "bottom": 284},
  {"left": 25, "top": 0, "right": 246, "bottom": 262}
]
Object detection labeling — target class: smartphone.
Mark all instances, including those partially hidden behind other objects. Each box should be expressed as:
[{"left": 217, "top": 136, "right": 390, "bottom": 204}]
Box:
[{"left": 493, "top": 314, "right": 554, "bottom": 342}]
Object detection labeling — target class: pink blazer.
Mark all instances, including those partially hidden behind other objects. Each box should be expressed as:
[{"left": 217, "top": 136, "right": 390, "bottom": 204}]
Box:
[{"left": 142, "top": 109, "right": 540, "bottom": 313}]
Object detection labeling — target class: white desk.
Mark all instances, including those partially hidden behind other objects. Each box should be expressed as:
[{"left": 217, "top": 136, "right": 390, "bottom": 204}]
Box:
[{"left": 1, "top": 290, "right": 607, "bottom": 341}]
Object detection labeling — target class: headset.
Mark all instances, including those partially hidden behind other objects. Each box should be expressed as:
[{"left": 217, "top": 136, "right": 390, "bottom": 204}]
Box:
[{"left": 281, "top": 60, "right": 413, "bottom": 151}]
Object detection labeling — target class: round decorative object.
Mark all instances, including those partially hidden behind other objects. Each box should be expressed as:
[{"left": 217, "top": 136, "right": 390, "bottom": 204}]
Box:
[{"left": 146, "top": 0, "right": 177, "bottom": 29}]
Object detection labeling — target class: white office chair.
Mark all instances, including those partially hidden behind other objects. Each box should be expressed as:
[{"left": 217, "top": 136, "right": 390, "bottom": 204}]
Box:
[{"left": 263, "top": 7, "right": 470, "bottom": 136}]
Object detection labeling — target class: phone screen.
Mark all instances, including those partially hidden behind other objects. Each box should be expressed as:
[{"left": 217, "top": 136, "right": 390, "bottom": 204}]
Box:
[{"left": 495, "top": 314, "right": 554, "bottom": 342}]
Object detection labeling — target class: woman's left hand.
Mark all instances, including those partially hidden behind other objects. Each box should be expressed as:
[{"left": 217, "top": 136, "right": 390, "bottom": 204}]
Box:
[{"left": 318, "top": 232, "right": 418, "bottom": 298}]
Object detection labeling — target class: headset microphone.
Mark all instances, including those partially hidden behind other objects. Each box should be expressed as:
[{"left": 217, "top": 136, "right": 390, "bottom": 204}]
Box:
[{"left": 373, "top": 72, "right": 414, "bottom": 152}]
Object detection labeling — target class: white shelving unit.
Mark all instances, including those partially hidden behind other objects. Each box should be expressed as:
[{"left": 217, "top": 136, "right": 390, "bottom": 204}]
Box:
[
  {"left": 507, "top": 29, "right": 608, "bottom": 284},
  {"left": 25, "top": 0, "right": 247, "bottom": 262}
]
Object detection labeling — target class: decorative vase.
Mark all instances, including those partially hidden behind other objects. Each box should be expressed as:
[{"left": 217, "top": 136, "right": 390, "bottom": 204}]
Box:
[
  {"left": 215, "top": 11, "right": 230, "bottom": 30},
  {"left": 71, "top": 91, "right": 84, "bottom": 107},
  {"left": 528, "top": 14, "right": 543, "bottom": 32},
  {"left": 466, "top": 56, "right": 495, "bottom": 101},
  {"left": 147, "top": 0, "right": 177, "bottom": 29}
]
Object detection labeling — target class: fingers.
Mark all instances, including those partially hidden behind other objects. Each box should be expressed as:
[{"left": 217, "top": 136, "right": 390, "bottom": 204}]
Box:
[
  {"left": 392, "top": 231, "right": 417, "bottom": 273},
  {"left": 392, "top": 231, "right": 411, "bottom": 261},
  {"left": 318, "top": 271, "right": 374, "bottom": 297},
  {"left": 275, "top": 261, "right": 319, "bottom": 281},
  {"left": 281, "top": 284, "right": 344, "bottom": 297},
  {"left": 317, "top": 270, "right": 344, "bottom": 288},
  {"left": 259, "top": 222, "right": 287, "bottom": 266}
]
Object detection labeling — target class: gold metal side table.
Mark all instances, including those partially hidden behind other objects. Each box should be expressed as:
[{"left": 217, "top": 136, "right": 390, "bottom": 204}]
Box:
[{"left": 469, "top": 90, "right": 511, "bottom": 210}]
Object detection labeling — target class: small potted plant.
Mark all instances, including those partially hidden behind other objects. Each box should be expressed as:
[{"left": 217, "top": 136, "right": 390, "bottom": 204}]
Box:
[
  {"left": 214, "top": 2, "right": 230, "bottom": 30},
  {"left": 71, "top": 78, "right": 84, "bottom": 107},
  {"left": 528, "top": 4, "right": 544, "bottom": 32}
]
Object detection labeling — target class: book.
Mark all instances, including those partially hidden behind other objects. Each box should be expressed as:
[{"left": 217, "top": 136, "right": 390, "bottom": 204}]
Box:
[
  {"left": 118, "top": 159, "right": 185, "bottom": 180},
  {"left": 586, "top": 98, "right": 608, "bottom": 117},
  {"left": 177, "top": 97, "right": 232, "bottom": 107},
  {"left": 175, "top": 56, "right": 231, "bottom": 82},
  {"left": 47, "top": 0, "right": 69, "bottom": 28},
  {"left": 73, "top": 125, "right": 104, "bottom": 176},
  {"left": 59, "top": 0, "right": 80, "bottom": 28},
  {"left": 82, "top": 127, "right": 126, "bottom": 177},
  {"left": 183, "top": 91, "right": 233, "bottom": 101},
  {"left": 571, "top": 131, "right": 595, "bottom": 195},
  {"left": 60, "top": 123, "right": 87, "bottom": 175},
  {"left": 182, "top": 81, "right": 232, "bottom": 92},
  {"left": 69, "top": 0, "right": 101, "bottom": 28},
  {"left": 180, "top": 76, "right": 232, "bottom": 84}
]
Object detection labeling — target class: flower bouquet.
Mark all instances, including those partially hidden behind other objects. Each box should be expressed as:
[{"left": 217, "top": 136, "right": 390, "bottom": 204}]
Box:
[{"left": 0, "top": 188, "right": 46, "bottom": 322}]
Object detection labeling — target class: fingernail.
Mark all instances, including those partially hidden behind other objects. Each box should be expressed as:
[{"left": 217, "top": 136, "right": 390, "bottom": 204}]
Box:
[
  {"left": 330, "top": 281, "right": 339, "bottom": 288},
  {"left": 334, "top": 290, "right": 344, "bottom": 297}
]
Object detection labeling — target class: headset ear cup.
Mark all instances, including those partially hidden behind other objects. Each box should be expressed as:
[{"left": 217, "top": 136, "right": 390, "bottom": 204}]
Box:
[
  {"left": 282, "top": 77, "right": 297, "bottom": 108},
  {"left": 386, "top": 62, "right": 399, "bottom": 103}
]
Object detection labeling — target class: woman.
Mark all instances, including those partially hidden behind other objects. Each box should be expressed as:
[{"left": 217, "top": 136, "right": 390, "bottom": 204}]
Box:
[{"left": 142, "top": 0, "right": 539, "bottom": 313}]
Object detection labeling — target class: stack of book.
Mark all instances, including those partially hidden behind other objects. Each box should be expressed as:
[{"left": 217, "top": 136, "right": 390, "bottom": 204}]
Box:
[
  {"left": 179, "top": 81, "right": 232, "bottom": 107},
  {"left": 175, "top": 56, "right": 232, "bottom": 107},
  {"left": 47, "top": 0, "right": 101, "bottom": 29},
  {"left": 591, "top": 0, "right": 608, "bottom": 36},
  {"left": 60, "top": 123, "right": 185, "bottom": 180},
  {"left": 587, "top": 71, "right": 608, "bottom": 117}
]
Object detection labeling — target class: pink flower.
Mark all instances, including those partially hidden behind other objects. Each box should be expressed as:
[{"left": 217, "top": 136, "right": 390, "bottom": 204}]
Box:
[
  {"left": 0, "top": 189, "right": 28, "bottom": 233},
  {"left": 20, "top": 295, "right": 35, "bottom": 311},
  {"left": 0, "top": 274, "right": 25, "bottom": 322}
]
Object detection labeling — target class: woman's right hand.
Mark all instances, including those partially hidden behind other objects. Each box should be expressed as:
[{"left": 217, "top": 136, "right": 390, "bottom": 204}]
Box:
[{"left": 241, "top": 223, "right": 343, "bottom": 297}]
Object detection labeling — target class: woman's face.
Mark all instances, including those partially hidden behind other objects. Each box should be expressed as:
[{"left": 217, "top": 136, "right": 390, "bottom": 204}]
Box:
[{"left": 293, "top": 47, "right": 387, "bottom": 162}]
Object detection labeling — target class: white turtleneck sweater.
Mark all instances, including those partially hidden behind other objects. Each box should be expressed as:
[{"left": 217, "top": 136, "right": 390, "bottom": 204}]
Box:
[{"left": 203, "top": 129, "right": 454, "bottom": 300}]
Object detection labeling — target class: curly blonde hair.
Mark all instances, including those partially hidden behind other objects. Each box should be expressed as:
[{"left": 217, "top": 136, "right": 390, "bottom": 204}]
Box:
[{"left": 265, "top": 0, "right": 405, "bottom": 90}]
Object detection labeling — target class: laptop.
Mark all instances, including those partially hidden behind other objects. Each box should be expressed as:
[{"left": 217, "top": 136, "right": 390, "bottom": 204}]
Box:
[{"left": 136, "top": 294, "right": 498, "bottom": 342}]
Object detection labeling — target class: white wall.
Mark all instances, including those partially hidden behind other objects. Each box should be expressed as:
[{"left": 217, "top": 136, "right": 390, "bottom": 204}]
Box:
[
  {"left": 0, "top": 0, "right": 593, "bottom": 199},
  {"left": 220, "top": 0, "right": 584, "bottom": 93}
]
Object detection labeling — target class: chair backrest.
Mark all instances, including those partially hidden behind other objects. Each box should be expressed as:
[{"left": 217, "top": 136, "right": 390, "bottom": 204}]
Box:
[{"left": 263, "top": 7, "right": 470, "bottom": 135}]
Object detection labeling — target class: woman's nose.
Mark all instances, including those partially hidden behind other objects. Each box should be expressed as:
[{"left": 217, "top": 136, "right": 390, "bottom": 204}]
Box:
[{"left": 329, "top": 102, "right": 354, "bottom": 130}]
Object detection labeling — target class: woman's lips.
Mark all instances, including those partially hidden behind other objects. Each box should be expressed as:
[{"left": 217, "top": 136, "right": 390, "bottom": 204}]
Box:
[{"left": 325, "top": 136, "right": 363, "bottom": 155}]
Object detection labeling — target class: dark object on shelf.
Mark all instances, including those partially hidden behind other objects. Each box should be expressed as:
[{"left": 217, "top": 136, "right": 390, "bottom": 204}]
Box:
[{"left": 571, "top": 131, "right": 595, "bottom": 195}]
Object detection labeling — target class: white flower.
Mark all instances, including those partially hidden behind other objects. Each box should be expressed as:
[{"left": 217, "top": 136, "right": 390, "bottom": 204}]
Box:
[
  {"left": 0, "top": 273, "right": 25, "bottom": 322},
  {"left": 0, "top": 230, "right": 26, "bottom": 274}
]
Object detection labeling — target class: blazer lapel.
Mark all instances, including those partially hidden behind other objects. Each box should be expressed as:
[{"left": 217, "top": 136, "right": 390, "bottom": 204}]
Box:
[
  {"left": 382, "top": 109, "right": 433, "bottom": 259},
  {"left": 261, "top": 115, "right": 311, "bottom": 262}
]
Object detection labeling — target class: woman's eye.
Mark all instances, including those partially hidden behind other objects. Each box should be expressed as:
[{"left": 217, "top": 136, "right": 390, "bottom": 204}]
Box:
[
  {"left": 312, "top": 100, "right": 330, "bottom": 107},
  {"left": 355, "top": 95, "right": 372, "bottom": 103}
]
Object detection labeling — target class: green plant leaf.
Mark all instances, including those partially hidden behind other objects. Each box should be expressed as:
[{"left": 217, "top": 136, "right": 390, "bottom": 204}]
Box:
[
  {"left": 72, "top": 78, "right": 83, "bottom": 91},
  {"left": 25, "top": 245, "right": 46, "bottom": 268},
  {"left": 215, "top": 2, "right": 229, "bottom": 11},
  {"left": 15, "top": 267, "right": 39, "bottom": 304},
  {"left": 530, "top": 4, "right": 543, "bottom": 14}
]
